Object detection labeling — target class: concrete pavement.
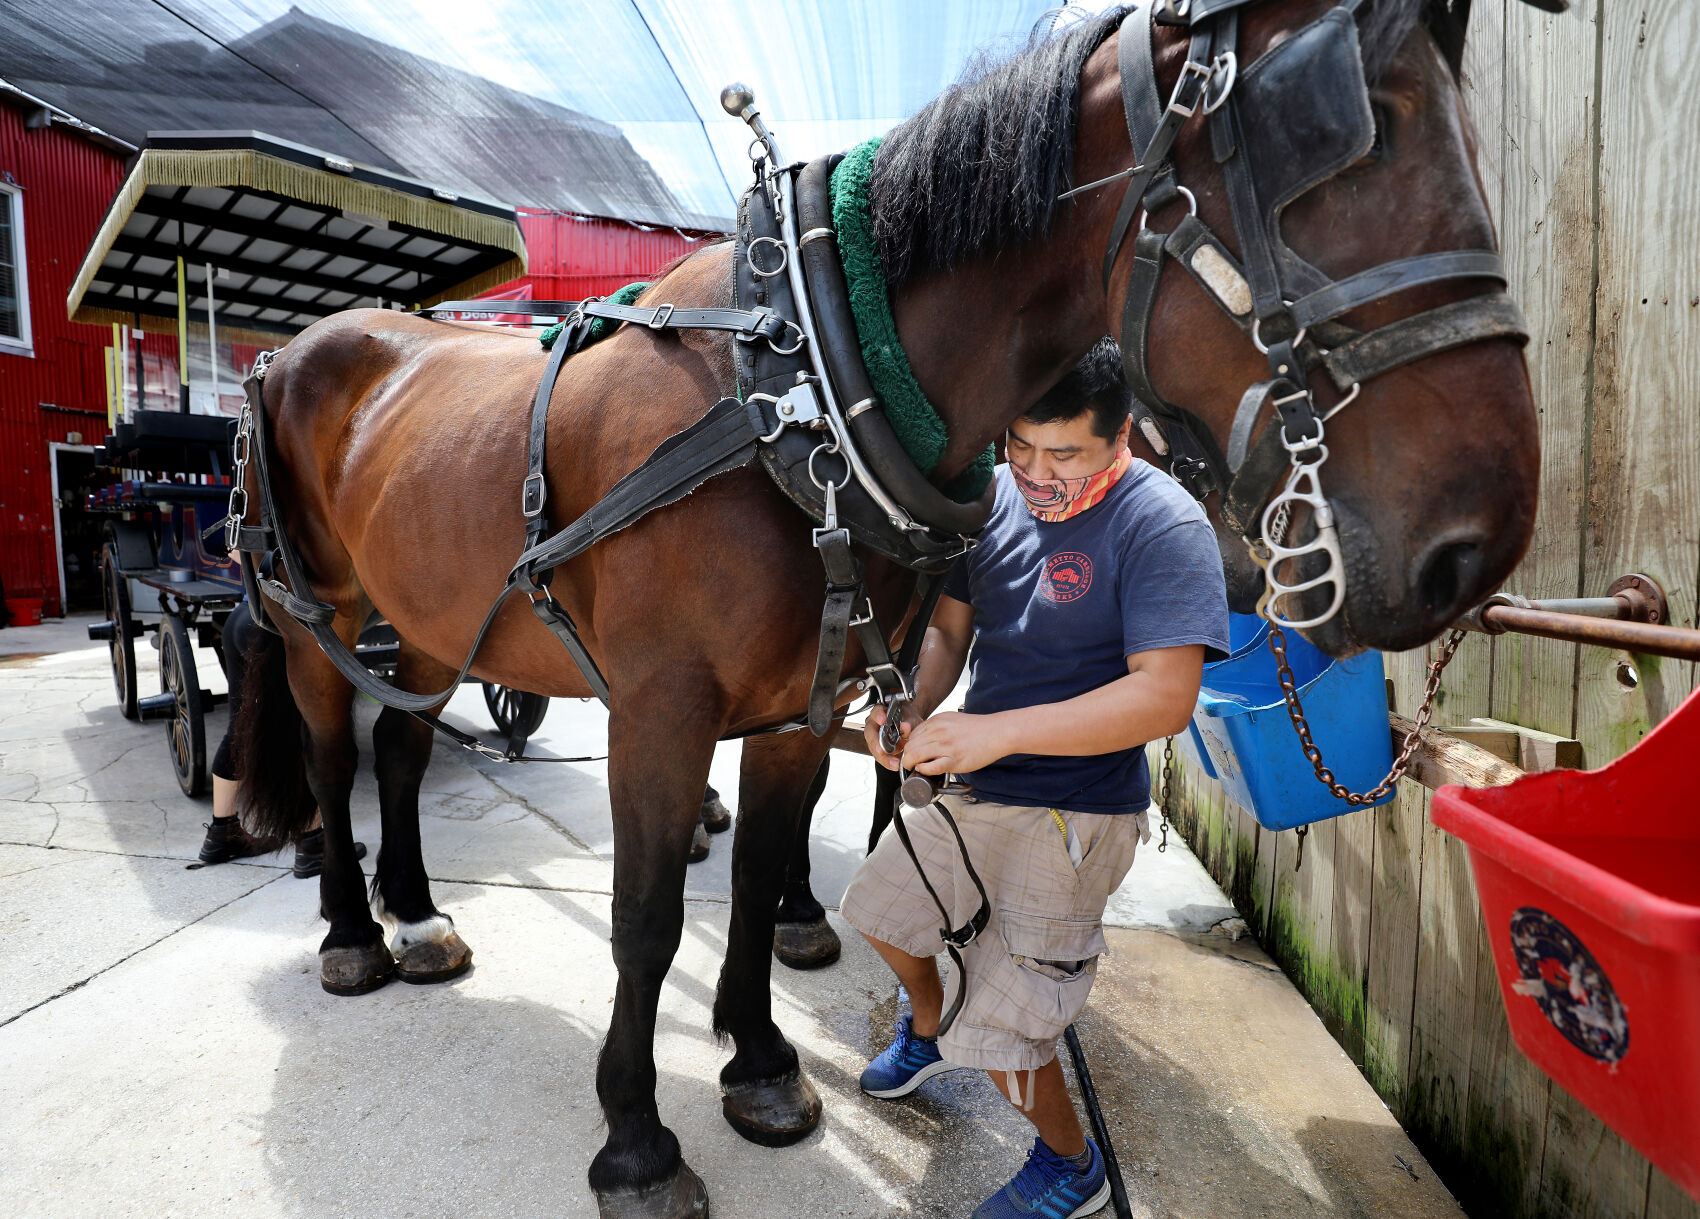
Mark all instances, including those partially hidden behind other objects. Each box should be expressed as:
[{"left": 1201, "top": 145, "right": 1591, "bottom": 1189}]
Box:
[{"left": 1, "top": 615, "right": 1462, "bottom": 1217}]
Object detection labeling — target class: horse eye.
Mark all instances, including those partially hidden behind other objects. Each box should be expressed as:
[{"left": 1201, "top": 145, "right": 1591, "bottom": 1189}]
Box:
[{"left": 1367, "top": 105, "right": 1390, "bottom": 161}]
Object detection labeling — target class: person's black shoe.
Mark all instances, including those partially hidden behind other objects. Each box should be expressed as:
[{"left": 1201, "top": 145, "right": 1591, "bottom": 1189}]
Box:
[
  {"left": 700, "top": 788, "right": 732, "bottom": 835},
  {"left": 198, "top": 817, "right": 273, "bottom": 865},
  {"left": 292, "top": 828, "right": 369, "bottom": 879}
]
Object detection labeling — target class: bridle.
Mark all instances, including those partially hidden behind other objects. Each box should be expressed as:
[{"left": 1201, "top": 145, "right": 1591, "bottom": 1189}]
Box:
[{"left": 1086, "top": 0, "right": 1530, "bottom": 630}]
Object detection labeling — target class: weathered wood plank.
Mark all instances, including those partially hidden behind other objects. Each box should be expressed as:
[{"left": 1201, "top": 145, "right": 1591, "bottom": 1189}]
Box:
[
  {"left": 1458, "top": 904, "right": 1553, "bottom": 1219},
  {"left": 1489, "top": 0, "right": 1596, "bottom": 743},
  {"left": 1468, "top": 715, "right": 1584, "bottom": 771},
  {"left": 1328, "top": 802, "right": 1376, "bottom": 1065},
  {"left": 1363, "top": 780, "right": 1428, "bottom": 1107},
  {"left": 1404, "top": 814, "right": 1483, "bottom": 1186},
  {"left": 1576, "top": 0, "right": 1700, "bottom": 767},
  {"left": 1645, "top": 1168, "right": 1700, "bottom": 1219},
  {"left": 1394, "top": 712, "right": 1526, "bottom": 790},
  {"left": 1539, "top": 1085, "right": 1654, "bottom": 1219},
  {"left": 1267, "top": 810, "right": 1340, "bottom": 1038}
]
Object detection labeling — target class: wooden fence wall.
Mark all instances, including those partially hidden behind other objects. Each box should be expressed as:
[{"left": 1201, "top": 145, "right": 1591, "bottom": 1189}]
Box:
[{"left": 1168, "top": 2, "right": 1699, "bottom": 1216}]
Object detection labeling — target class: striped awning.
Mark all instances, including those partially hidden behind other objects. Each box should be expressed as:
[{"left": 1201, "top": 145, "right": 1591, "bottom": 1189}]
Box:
[{"left": 67, "top": 131, "right": 527, "bottom": 347}]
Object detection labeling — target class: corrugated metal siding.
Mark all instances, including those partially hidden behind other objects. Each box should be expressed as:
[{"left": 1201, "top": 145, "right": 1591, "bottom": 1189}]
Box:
[
  {"left": 502, "top": 210, "right": 721, "bottom": 300},
  {"left": 0, "top": 103, "right": 182, "bottom": 617}
]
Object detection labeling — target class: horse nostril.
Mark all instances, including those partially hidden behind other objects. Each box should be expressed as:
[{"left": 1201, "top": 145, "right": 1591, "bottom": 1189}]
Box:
[{"left": 1418, "top": 541, "right": 1485, "bottom": 625}]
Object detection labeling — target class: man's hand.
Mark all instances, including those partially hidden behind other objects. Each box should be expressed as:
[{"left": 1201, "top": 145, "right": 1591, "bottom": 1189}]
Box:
[
  {"left": 864, "top": 703, "right": 916, "bottom": 771},
  {"left": 901, "top": 711, "right": 1009, "bottom": 777}
]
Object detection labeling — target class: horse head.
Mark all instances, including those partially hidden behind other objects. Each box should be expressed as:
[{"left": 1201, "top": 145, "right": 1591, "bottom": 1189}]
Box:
[{"left": 1079, "top": 0, "right": 1551, "bottom": 656}]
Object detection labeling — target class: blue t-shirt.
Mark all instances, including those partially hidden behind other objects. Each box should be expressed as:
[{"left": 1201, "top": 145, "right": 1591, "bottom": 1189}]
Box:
[{"left": 941, "top": 461, "right": 1230, "bottom": 815}]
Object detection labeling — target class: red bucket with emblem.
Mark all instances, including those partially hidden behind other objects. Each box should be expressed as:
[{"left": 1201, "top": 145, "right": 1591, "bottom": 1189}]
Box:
[{"left": 1431, "top": 683, "right": 1700, "bottom": 1202}]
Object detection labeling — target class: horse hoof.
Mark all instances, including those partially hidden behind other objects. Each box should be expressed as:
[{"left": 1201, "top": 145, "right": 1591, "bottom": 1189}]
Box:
[
  {"left": 773, "top": 917, "right": 841, "bottom": 970},
  {"left": 721, "top": 1068, "right": 822, "bottom": 1147},
  {"left": 320, "top": 942, "right": 395, "bottom": 996},
  {"left": 396, "top": 931, "right": 474, "bottom": 984},
  {"left": 687, "top": 820, "right": 711, "bottom": 863},
  {"left": 595, "top": 1161, "right": 709, "bottom": 1219},
  {"left": 699, "top": 793, "right": 732, "bottom": 834}
]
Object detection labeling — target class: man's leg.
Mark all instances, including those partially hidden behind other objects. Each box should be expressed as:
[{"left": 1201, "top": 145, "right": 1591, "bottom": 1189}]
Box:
[
  {"left": 987, "top": 1057, "right": 1085, "bottom": 1157},
  {"left": 862, "top": 933, "right": 944, "bottom": 1035}
]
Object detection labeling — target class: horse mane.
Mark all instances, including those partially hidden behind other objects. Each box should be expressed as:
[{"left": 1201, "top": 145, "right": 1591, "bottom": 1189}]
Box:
[
  {"left": 868, "top": 0, "right": 1435, "bottom": 290},
  {"left": 869, "top": 8, "right": 1128, "bottom": 290}
]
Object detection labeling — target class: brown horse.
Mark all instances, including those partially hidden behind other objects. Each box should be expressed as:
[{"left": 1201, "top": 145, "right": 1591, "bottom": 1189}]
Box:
[{"left": 234, "top": 2, "right": 1538, "bottom": 1214}]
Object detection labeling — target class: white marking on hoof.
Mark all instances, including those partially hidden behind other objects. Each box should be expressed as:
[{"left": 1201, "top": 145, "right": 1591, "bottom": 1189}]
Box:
[{"left": 390, "top": 914, "right": 456, "bottom": 954}]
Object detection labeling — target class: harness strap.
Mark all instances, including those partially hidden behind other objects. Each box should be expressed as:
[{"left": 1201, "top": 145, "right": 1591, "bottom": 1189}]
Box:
[
  {"left": 888, "top": 797, "right": 993, "bottom": 1039},
  {"left": 1321, "top": 292, "right": 1529, "bottom": 389},
  {"left": 422, "top": 298, "right": 794, "bottom": 345},
  {"left": 1288, "top": 249, "right": 1508, "bottom": 330},
  {"left": 523, "top": 317, "right": 581, "bottom": 547}
]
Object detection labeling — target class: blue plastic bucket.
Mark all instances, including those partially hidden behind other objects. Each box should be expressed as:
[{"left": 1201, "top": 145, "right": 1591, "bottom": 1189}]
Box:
[
  {"left": 1171, "top": 613, "right": 1269, "bottom": 781},
  {"left": 1192, "top": 614, "right": 1394, "bottom": 829}
]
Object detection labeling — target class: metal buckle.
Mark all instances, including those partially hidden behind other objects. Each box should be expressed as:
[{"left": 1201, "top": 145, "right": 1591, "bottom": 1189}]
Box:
[
  {"left": 1168, "top": 59, "right": 1214, "bottom": 118},
  {"left": 521, "top": 472, "right": 546, "bottom": 518},
  {"left": 864, "top": 661, "right": 911, "bottom": 701},
  {"left": 1202, "top": 51, "right": 1238, "bottom": 115},
  {"left": 940, "top": 921, "right": 981, "bottom": 951},
  {"left": 646, "top": 303, "right": 674, "bottom": 329}
]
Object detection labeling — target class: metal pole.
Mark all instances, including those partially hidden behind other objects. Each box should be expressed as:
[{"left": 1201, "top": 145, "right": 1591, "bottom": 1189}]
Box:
[
  {"left": 205, "top": 263, "right": 219, "bottom": 411},
  {"left": 1063, "top": 1024, "right": 1133, "bottom": 1219},
  {"left": 1479, "top": 605, "right": 1700, "bottom": 662}
]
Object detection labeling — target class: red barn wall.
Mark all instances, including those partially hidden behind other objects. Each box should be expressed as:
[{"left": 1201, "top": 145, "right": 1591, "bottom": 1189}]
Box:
[
  {"left": 503, "top": 209, "right": 718, "bottom": 301},
  {"left": 0, "top": 103, "right": 180, "bottom": 617}
]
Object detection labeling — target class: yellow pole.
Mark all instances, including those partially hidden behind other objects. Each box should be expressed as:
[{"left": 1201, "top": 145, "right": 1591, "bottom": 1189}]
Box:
[
  {"left": 105, "top": 346, "right": 116, "bottom": 430},
  {"left": 176, "top": 256, "right": 189, "bottom": 394},
  {"left": 112, "top": 322, "right": 125, "bottom": 423}
]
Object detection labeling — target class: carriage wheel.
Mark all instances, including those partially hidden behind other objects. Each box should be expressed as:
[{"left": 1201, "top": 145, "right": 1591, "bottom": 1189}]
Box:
[
  {"left": 102, "top": 543, "right": 139, "bottom": 720},
  {"left": 160, "top": 613, "right": 207, "bottom": 798},
  {"left": 482, "top": 683, "right": 549, "bottom": 739}
]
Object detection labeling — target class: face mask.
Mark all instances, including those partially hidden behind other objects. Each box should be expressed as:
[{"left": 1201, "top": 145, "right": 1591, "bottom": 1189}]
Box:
[{"left": 1009, "top": 446, "right": 1133, "bottom": 522}]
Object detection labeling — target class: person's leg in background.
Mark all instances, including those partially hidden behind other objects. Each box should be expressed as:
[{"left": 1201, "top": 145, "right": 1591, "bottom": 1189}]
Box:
[{"left": 198, "top": 601, "right": 364, "bottom": 876}]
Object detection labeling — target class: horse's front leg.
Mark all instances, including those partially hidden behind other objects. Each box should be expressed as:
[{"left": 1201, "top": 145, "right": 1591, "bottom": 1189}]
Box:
[
  {"left": 773, "top": 755, "right": 843, "bottom": 969},
  {"left": 715, "top": 732, "right": 832, "bottom": 1145},
  {"left": 591, "top": 698, "right": 716, "bottom": 1219},
  {"left": 370, "top": 644, "right": 472, "bottom": 983}
]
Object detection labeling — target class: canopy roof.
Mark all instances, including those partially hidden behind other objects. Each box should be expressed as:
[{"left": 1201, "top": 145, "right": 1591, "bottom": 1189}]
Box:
[
  {"left": 67, "top": 131, "right": 527, "bottom": 346},
  {"left": 2, "top": 0, "right": 1102, "bottom": 232}
]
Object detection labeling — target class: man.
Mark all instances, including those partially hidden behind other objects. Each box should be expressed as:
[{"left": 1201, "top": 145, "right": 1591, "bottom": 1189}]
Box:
[{"left": 842, "top": 340, "right": 1229, "bottom": 1219}]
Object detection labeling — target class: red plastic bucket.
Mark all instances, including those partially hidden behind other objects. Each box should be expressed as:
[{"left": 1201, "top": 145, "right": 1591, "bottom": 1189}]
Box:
[
  {"left": 1431, "top": 683, "right": 1700, "bottom": 1202},
  {"left": 4, "top": 598, "right": 43, "bottom": 627}
]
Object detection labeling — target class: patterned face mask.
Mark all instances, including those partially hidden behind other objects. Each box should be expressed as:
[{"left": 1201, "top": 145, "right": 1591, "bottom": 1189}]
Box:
[{"left": 1009, "top": 446, "right": 1134, "bottom": 522}]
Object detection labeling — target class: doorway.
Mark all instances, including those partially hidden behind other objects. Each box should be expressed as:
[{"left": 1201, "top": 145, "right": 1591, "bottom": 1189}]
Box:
[{"left": 51, "top": 444, "right": 105, "bottom": 614}]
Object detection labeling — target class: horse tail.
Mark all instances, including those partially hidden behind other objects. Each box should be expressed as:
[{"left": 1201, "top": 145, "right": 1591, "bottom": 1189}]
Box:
[{"left": 232, "top": 625, "right": 317, "bottom": 845}]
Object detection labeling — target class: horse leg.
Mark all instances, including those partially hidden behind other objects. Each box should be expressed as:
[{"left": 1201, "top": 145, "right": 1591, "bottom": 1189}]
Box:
[
  {"left": 589, "top": 700, "right": 716, "bottom": 1219},
  {"left": 370, "top": 644, "right": 472, "bottom": 984},
  {"left": 772, "top": 755, "right": 842, "bottom": 970},
  {"left": 287, "top": 621, "right": 393, "bottom": 996},
  {"left": 715, "top": 732, "right": 831, "bottom": 1145}
]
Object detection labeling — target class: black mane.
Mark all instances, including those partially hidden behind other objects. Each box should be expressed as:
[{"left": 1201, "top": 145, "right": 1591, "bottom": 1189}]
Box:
[
  {"left": 869, "top": 8, "right": 1127, "bottom": 290},
  {"left": 867, "top": 0, "right": 1435, "bottom": 290}
]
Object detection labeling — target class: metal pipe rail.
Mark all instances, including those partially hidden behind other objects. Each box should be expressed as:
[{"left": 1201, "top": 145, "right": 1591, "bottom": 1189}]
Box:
[{"left": 1455, "top": 573, "right": 1700, "bottom": 662}]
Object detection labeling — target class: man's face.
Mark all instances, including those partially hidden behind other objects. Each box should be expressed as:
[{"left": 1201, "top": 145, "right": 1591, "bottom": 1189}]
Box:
[{"left": 1005, "top": 409, "right": 1132, "bottom": 482}]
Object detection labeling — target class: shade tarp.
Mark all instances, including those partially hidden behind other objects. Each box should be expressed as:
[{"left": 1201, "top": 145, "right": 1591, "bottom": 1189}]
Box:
[
  {"left": 67, "top": 131, "right": 527, "bottom": 347},
  {"left": 1, "top": 1, "right": 1111, "bottom": 233}
]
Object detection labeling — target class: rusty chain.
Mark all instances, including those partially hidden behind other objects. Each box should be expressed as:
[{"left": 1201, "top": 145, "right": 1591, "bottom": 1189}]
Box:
[
  {"left": 1267, "top": 622, "right": 1466, "bottom": 809},
  {"left": 1155, "top": 735, "right": 1175, "bottom": 852}
]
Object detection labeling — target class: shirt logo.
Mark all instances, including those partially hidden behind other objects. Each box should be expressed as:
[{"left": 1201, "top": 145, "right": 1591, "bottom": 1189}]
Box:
[{"left": 1041, "top": 551, "right": 1093, "bottom": 603}]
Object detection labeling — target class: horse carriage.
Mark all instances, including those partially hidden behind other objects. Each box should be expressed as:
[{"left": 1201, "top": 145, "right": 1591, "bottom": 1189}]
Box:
[{"left": 85, "top": 406, "right": 549, "bottom": 796}]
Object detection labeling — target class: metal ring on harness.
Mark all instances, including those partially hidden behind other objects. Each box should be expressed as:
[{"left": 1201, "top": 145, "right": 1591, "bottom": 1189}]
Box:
[
  {"left": 1138, "top": 184, "right": 1197, "bottom": 235},
  {"left": 807, "top": 442, "right": 853, "bottom": 492},
  {"left": 1202, "top": 51, "right": 1237, "bottom": 115},
  {"left": 766, "top": 319, "right": 807, "bottom": 355},
  {"left": 1252, "top": 314, "right": 1308, "bottom": 356},
  {"left": 748, "top": 235, "right": 788, "bottom": 279}
]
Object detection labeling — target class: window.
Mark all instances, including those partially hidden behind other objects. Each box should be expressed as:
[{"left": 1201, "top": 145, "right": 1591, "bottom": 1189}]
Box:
[{"left": 0, "top": 182, "right": 32, "bottom": 357}]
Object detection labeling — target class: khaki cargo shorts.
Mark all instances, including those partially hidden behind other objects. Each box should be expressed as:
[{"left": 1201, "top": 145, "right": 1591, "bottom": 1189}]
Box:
[{"left": 841, "top": 792, "right": 1146, "bottom": 1072}]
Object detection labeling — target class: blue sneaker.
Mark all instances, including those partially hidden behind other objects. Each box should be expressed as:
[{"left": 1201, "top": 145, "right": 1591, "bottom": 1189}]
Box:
[
  {"left": 859, "top": 1014, "right": 958, "bottom": 1098},
  {"left": 973, "top": 1137, "right": 1110, "bottom": 1219}
]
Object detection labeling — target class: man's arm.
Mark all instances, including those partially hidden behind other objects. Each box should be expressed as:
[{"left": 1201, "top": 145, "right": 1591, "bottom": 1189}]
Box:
[
  {"left": 899, "top": 644, "right": 1204, "bottom": 777},
  {"left": 864, "top": 594, "right": 974, "bottom": 767}
]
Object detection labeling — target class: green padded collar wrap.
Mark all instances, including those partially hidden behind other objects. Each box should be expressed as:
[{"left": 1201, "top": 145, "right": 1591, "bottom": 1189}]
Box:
[
  {"left": 538, "top": 280, "right": 652, "bottom": 350},
  {"left": 830, "top": 140, "right": 994, "bottom": 503}
]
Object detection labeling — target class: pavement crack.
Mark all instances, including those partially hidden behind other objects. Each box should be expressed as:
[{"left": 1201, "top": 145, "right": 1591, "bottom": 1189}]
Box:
[
  {"left": 0, "top": 871, "right": 289, "bottom": 1030},
  {"left": 473, "top": 769, "right": 600, "bottom": 858}
]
